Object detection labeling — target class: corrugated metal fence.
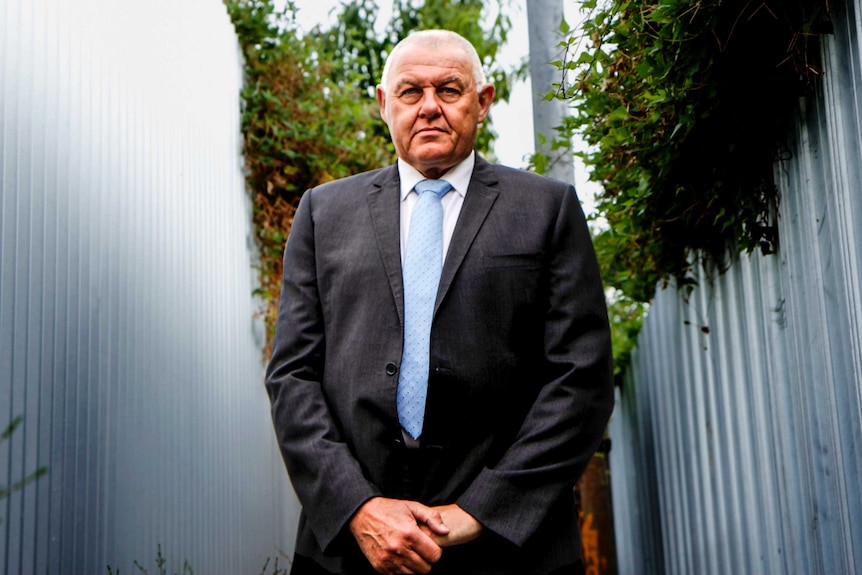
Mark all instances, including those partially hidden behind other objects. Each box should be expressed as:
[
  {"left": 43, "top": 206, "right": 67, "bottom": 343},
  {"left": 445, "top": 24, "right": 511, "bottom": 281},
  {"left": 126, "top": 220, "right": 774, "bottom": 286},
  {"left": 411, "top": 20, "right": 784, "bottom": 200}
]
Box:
[
  {"left": 0, "top": 0, "right": 299, "bottom": 573},
  {"left": 610, "top": 1, "right": 862, "bottom": 573}
]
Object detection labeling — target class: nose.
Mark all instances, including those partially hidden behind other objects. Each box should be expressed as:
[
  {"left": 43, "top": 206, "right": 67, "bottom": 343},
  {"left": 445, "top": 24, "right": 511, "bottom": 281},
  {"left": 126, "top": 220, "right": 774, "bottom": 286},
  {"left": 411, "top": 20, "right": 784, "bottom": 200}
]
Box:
[{"left": 418, "top": 88, "right": 442, "bottom": 118}]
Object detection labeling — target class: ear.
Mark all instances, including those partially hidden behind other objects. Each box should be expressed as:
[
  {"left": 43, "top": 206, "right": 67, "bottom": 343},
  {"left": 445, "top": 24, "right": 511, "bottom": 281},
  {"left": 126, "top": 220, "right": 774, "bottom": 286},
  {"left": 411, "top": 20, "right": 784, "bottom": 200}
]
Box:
[
  {"left": 476, "top": 84, "right": 495, "bottom": 123},
  {"left": 376, "top": 85, "right": 388, "bottom": 124}
]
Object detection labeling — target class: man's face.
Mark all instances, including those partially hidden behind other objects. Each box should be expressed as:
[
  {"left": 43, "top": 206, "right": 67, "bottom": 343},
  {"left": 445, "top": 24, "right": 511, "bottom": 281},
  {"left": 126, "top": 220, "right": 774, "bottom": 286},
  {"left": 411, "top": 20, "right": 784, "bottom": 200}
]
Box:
[{"left": 376, "top": 42, "right": 495, "bottom": 179}]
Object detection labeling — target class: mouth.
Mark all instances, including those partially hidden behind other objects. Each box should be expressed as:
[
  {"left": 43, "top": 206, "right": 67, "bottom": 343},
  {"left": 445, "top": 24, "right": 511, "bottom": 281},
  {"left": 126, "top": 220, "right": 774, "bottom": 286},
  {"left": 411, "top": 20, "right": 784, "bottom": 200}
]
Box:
[{"left": 416, "top": 127, "right": 447, "bottom": 135}]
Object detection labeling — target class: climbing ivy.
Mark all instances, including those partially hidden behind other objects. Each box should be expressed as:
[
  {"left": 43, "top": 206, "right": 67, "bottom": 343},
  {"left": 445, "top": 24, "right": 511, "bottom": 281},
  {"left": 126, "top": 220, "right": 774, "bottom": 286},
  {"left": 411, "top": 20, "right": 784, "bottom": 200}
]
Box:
[
  {"left": 225, "top": 0, "right": 390, "bottom": 353},
  {"left": 554, "top": 0, "right": 831, "bottom": 304}
]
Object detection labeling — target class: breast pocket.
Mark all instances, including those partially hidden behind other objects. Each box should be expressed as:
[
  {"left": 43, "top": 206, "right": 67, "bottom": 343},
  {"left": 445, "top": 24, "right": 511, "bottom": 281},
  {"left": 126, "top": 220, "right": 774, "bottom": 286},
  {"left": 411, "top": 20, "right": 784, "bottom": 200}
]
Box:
[
  {"left": 479, "top": 252, "right": 546, "bottom": 328},
  {"left": 482, "top": 252, "right": 544, "bottom": 270}
]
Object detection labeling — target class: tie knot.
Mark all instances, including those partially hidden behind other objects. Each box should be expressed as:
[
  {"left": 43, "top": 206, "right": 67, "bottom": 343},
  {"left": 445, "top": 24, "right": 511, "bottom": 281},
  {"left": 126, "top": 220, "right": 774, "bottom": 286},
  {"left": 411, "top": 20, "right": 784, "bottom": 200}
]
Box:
[{"left": 414, "top": 179, "right": 452, "bottom": 199}]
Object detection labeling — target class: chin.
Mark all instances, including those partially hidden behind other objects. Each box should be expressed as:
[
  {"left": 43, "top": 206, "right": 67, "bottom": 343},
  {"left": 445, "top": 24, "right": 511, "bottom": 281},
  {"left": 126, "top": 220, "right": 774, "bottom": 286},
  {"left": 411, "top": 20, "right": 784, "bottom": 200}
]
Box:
[{"left": 410, "top": 153, "right": 454, "bottom": 168}]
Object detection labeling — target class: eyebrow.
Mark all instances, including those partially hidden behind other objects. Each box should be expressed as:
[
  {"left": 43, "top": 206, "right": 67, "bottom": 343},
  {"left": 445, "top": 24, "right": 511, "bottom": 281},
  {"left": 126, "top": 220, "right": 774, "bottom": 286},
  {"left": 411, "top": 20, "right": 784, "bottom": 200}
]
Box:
[
  {"left": 436, "top": 76, "right": 466, "bottom": 87},
  {"left": 393, "top": 76, "right": 467, "bottom": 91}
]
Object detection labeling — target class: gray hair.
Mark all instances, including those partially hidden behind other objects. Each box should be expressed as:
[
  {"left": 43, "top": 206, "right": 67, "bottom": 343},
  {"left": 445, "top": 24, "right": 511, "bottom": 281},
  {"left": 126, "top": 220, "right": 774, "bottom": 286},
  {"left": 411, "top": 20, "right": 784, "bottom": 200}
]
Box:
[{"left": 380, "top": 29, "right": 487, "bottom": 92}]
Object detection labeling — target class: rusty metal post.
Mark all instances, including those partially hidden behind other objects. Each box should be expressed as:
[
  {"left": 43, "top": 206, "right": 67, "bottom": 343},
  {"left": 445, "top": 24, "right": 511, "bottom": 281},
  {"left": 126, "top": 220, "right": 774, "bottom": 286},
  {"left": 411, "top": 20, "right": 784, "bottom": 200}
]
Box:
[{"left": 575, "top": 437, "right": 618, "bottom": 575}]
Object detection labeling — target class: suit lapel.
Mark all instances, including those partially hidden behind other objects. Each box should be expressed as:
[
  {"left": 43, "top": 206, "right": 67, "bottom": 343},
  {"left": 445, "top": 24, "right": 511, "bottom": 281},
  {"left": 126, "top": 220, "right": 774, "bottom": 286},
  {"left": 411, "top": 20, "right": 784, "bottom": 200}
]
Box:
[
  {"left": 435, "top": 156, "right": 499, "bottom": 314},
  {"left": 367, "top": 166, "right": 405, "bottom": 325},
  {"left": 366, "top": 158, "right": 500, "bottom": 320}
]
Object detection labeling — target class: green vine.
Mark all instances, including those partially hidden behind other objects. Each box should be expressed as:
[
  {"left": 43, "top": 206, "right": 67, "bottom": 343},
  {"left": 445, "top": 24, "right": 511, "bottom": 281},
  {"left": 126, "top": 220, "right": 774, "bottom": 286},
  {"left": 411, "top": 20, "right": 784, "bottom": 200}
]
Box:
[
  {"left": 1, "top": 416, "right": 47, "bottom": 502},
  {"left": 554, "top": 0, "right": 831, "bottom": 304}
]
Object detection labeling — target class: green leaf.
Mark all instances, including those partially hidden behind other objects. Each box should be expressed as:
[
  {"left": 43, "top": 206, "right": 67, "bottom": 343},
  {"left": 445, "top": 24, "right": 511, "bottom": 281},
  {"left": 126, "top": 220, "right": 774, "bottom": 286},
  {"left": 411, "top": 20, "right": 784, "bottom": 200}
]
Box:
[{"left": 559, "top": 16, "right": 570, "bottom": 35}]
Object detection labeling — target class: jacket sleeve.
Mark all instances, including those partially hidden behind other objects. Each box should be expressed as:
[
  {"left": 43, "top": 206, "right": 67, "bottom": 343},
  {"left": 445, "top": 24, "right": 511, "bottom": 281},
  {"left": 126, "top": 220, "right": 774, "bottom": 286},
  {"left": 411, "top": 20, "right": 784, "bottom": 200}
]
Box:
[
  {"left": 265, "top": 189, "right": 380, "bottom": 552},
  {"left": 455, "top": 184, "right": 615, "bottom": 548}
]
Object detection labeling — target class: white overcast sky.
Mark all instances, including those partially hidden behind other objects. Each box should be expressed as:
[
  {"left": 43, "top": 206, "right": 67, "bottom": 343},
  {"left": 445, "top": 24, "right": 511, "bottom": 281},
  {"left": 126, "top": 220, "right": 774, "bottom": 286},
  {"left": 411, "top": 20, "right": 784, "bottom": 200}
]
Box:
[{"left": 288, "top": 1, "right": 599, "bottom": 212}]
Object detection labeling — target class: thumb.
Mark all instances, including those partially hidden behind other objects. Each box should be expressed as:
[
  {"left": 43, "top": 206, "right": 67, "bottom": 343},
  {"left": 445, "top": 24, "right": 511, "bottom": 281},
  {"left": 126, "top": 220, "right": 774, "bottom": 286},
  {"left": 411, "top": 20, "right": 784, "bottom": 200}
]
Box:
[{"left": 408, "top": 502, "right": 450, "bottom": 536}]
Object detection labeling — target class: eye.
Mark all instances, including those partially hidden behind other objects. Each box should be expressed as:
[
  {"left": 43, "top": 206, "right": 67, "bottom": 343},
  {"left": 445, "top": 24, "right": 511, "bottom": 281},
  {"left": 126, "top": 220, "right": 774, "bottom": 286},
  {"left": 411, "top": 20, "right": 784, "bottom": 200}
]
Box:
[
  {"left": 437, "top": 86, "right": 462, "bottom": 102},
  {"left": 398, "top": 87, "right": 422, "bottom": 104}
]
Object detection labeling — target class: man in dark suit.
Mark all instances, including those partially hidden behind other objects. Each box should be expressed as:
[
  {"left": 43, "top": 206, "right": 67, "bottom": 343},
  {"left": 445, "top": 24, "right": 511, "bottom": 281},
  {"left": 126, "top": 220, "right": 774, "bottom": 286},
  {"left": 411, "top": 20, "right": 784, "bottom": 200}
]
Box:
[{"left": 265, "top": 29, "right": 614, "bottom": 575}]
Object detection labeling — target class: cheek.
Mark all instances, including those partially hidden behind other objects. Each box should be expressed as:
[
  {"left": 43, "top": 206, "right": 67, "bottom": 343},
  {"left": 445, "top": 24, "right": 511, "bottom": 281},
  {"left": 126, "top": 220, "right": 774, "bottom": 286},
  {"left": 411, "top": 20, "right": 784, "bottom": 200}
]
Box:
[
  {"left": 393, "top": 114, "right": 414, "bottom": 134},
  {"left": 385, "top": 116, "right": 405, "bottom": 139},
  {"left": 451, "top": 118, "right": 474, "bottom": 141}
]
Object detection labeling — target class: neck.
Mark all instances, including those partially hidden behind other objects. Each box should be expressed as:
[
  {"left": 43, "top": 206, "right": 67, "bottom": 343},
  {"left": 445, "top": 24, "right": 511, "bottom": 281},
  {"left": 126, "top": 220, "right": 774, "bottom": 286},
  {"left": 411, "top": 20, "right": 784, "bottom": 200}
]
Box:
[{"left": 418, "top": 166, "right": 450, "bottom": 180}]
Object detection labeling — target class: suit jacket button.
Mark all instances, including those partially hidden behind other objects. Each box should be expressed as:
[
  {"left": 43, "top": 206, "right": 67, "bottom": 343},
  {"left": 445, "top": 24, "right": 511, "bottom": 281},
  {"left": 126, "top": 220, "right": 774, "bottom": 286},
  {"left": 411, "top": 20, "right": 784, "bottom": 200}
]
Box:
[{"left": 385, "top": 362, "right": 398, "bottom": 376}]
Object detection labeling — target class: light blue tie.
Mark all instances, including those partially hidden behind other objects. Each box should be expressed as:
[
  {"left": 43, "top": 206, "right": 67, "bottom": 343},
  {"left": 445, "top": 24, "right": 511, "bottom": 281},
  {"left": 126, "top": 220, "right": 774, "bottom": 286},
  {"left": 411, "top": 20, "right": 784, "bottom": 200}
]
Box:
[{"left": 398, "top": 178, "right": 452, "bottom": 440}]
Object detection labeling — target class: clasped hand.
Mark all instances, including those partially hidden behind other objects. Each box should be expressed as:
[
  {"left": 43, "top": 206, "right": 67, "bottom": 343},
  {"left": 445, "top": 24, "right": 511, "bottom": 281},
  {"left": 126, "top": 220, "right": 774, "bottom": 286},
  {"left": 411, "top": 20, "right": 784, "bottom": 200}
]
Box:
[{"left": 348, "top": 497, "right": 482, "bottom": 575}]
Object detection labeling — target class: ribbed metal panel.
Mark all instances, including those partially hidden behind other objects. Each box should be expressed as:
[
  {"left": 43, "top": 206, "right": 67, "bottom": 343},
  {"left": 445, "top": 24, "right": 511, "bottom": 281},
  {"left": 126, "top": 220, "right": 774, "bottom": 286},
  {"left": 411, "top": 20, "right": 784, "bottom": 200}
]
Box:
[
  {"left": 610, "top": 1, "right": 862, "bottom": 573},
  {"left": 0, "top": 0, "right": 299, "bottom": 573}
]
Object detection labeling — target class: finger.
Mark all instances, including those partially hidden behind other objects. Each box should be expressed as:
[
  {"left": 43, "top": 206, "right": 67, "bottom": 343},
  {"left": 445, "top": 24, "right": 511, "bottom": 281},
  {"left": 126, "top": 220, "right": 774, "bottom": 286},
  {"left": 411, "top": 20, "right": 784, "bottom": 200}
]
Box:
[
  {"left": 370, "top": 540, "right": 436, "bottom": 575},
  {"left": 397, "top": 548, "right": 435, "bottom": 575},
  {"left": 406, "top": 529, "right": 444, "bottom": 565},
  {"left": 407, "top": 502, "right": 449, "bottom": 536},
  {"left": 436, "top": 504, "right": 482, "bottom": 546},
  {"left": 374, "top": 549, "right": 430, "bottom": 575},
  {"left": 417, "top": 522, "right": 448, "bottom": 547}
]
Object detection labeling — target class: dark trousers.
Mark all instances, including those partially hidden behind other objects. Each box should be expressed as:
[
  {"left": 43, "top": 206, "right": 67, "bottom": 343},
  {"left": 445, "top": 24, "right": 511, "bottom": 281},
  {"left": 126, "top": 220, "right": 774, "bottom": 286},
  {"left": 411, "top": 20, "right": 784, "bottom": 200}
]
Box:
[{"left": 290, "top": 553, "right": 586, "bottom": 575}]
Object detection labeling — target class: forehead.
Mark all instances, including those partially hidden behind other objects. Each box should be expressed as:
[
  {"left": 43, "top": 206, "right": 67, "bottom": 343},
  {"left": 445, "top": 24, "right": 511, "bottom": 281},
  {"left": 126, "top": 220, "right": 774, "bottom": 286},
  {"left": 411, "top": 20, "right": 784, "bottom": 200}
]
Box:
[{"left": 386, "top": 43, "right": 474, "bottom": 87}]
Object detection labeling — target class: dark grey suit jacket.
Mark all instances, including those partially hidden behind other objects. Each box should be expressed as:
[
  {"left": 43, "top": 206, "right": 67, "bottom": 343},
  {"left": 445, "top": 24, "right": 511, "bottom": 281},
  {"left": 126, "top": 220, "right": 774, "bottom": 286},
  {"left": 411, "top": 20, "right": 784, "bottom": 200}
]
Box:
[{"left": 265, "top": 155, "right": 614, "bottom": 574}]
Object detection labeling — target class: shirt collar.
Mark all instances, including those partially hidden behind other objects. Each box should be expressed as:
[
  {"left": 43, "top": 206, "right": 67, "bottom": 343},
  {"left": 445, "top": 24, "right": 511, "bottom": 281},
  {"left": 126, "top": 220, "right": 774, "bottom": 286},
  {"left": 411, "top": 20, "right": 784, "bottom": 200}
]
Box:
[{"left": 398, "top": 152, "right": 475, "bottom": 202}]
